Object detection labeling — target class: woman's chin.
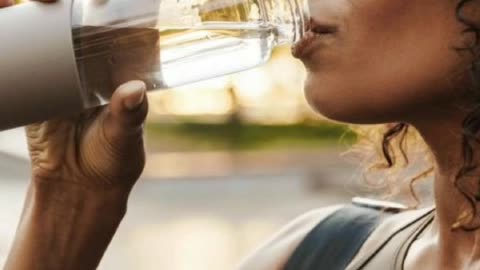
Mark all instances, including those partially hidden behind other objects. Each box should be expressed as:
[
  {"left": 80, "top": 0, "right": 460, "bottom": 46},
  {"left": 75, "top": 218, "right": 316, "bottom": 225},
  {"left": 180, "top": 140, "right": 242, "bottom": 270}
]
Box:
[
  {"left": 304, "top": 88, "right": 350, "bottom": 123},
  {"left": 306, "top": 96, "right": 360, "bottom": 124},
  {"left": 304, "top": 80, "right": 391, "bottom": 125}
]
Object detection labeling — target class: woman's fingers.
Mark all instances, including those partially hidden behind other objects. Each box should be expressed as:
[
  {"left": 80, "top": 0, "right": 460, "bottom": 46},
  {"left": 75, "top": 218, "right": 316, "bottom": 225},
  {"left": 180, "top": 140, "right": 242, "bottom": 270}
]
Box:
[
  {"left": 0, "top": 0, "right": 14, "bottom": 8},
  {"left": 0, "top": 0, "right": 56, "bottom": 8}
]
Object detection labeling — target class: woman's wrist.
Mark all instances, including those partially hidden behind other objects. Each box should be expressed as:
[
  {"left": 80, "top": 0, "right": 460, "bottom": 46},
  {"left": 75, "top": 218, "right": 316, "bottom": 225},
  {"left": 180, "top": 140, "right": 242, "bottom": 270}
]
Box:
[
  {"left": 5, "top": 178, "right": 130, "bottom": 270},
  {"left": 30, "top": 176, "right": 131, "bottom": 217}
]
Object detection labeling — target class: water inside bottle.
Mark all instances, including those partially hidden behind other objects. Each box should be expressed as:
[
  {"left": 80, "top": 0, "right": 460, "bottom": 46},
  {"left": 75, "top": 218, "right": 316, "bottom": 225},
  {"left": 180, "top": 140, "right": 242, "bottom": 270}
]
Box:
[{"left": 73, "top": 22, "right": 276, "bottom": 106}]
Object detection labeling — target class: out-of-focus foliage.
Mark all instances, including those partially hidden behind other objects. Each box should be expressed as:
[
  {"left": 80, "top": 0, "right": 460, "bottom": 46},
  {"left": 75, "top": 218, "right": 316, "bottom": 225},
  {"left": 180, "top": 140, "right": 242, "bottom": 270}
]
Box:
[{"left": 146, "top": 121, "right": 355, "bottom": 152}]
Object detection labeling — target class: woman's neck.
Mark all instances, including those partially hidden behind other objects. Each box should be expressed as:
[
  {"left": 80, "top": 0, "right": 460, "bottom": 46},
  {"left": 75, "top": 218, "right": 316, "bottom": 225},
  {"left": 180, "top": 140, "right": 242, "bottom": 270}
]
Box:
[{"left": 414, "top": 108, "right": 480, "bottom": 269}]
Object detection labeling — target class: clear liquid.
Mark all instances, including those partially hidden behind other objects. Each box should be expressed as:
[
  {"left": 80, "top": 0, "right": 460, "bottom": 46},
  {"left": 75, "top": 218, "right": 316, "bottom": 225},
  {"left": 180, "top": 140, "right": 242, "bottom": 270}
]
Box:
[{"left": 73, "top": 22, "right": 276, "bottom": 106}]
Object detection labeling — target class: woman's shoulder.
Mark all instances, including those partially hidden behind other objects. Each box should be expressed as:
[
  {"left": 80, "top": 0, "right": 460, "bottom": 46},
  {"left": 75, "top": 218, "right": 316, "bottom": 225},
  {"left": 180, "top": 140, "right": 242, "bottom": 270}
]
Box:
[
  {"left": 345, "top": 205, "right": 435, "bottom": 270},
  {"left": 234, "top": 204, "right": 345, "bottom": 270},
  {"left": 235, "top": 201, "right": 434, "bottom": 270}
]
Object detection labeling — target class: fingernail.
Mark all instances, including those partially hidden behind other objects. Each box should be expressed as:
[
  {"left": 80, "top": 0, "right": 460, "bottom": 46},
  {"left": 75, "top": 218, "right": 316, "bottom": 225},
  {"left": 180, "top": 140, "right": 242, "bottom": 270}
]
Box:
[
  {"left": 125, "top": 89, "right": 145, "bottom": 110},
  {"left": 119, "top": 81, "right": 146, "bottom": 110}
]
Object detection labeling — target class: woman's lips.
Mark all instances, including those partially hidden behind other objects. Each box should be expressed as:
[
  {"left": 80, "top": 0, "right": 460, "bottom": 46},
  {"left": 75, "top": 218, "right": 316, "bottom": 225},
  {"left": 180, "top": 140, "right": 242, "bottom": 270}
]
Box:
[
  {"left": 292, "top": 19, "right": 337, "bottom": 59},
  {"left": 291, "top": 31, "right": 322, "bottom": 59}
]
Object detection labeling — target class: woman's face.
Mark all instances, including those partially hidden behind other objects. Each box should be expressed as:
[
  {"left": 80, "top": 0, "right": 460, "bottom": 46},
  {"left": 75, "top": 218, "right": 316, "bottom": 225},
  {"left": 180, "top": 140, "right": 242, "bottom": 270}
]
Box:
[{"left": 295, "top": 0, "right": 473, "bottom": 124}]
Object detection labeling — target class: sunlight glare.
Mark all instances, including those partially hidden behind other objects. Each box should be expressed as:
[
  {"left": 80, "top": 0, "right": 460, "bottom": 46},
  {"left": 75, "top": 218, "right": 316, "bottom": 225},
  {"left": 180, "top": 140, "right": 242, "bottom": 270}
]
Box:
[{"left": 232, "top": 68, "right": 272, "bottom": 105}]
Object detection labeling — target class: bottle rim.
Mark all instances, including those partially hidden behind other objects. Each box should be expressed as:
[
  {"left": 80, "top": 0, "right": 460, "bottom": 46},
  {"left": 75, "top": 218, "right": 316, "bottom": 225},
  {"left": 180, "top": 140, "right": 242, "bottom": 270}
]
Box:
[{"left": 290, "top": 0, "right": 310, "bottom": 44}]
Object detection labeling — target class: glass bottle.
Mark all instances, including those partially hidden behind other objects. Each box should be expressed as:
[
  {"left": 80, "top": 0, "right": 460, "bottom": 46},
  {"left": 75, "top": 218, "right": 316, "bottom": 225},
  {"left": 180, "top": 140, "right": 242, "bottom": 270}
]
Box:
[{"left": 72, "top": 0, "right": 310, "bottom": 106}]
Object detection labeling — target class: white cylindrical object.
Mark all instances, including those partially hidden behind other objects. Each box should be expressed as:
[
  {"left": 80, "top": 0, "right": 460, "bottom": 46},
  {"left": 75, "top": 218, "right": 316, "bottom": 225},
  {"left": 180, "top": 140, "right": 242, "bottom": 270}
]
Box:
[{"left": 0, "top": 0, "right": 84, "bottom": 130}]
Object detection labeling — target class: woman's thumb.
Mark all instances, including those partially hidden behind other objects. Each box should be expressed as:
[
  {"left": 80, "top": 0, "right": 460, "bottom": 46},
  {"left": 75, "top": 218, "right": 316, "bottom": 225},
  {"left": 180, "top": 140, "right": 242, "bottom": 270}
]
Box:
[
  {"left": 115, "top": 80, "right": 147, "bottom": 112},
  {"left": 102, "top": 81, "right": 148, "bottom": 144}
]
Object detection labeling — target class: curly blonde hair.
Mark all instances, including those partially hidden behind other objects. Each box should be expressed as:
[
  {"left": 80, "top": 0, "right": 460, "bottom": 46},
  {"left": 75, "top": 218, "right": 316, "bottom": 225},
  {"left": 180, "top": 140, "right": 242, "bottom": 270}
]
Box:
[
  {"left": 348, "top": 124, "right": 431, "bottom": 205},
  {"left": 352, "top": 120, "right": 480, "bottom": 231}
]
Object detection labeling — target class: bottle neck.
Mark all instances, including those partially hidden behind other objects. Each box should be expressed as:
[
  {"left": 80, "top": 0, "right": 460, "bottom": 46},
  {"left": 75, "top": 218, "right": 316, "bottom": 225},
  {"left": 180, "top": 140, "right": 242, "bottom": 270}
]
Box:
[{"left": 259, "top": 0, "right": 310, "bottom": 46}]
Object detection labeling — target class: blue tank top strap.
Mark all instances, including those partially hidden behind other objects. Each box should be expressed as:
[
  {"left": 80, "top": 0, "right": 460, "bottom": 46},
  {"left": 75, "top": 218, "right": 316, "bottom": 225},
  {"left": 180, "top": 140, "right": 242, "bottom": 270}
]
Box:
[{"left": 283, "top": 204, "right": 386, "bottom": 270}]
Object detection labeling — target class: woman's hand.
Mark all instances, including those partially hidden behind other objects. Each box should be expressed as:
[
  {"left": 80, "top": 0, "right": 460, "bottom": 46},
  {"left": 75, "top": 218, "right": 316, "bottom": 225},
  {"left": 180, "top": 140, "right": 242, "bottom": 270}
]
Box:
[
  {"left": 3, "top": 1, "right": 150, "bottom": 269},
  {"left": 27, "top": 80, "right": 148, "bottom": 194},
  {"left": 9, "top": 80, "right": 148, "bottom": 270}
]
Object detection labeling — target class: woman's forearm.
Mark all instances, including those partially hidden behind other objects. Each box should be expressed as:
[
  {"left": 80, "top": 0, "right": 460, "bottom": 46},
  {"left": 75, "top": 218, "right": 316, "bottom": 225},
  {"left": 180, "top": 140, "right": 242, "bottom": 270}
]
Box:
[{"left": 5, "top": 179, "right": 129, "bottom": 270}]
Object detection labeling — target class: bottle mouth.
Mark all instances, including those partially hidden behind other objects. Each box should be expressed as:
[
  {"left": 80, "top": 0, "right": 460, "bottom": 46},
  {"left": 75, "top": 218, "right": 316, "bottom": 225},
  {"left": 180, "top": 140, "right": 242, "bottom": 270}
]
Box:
[
  {"left": 268, "top": 0, "right": 310, "bottom": 45},
  {"left": 290, "top": 0, "right": 310, "bottom": 44}
]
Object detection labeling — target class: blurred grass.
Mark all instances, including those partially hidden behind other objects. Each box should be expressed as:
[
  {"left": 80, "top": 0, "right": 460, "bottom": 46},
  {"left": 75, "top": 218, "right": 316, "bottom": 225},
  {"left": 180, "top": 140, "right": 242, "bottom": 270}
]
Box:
[{"left": 145, "top": 121, "right": 356, "bottom": 152}]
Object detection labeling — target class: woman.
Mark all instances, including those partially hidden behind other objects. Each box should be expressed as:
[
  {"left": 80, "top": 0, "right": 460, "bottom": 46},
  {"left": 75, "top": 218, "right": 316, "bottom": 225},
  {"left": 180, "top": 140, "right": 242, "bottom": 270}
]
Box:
[{"left": 3, "top": 0, "right": 480, "bottom": 269}]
